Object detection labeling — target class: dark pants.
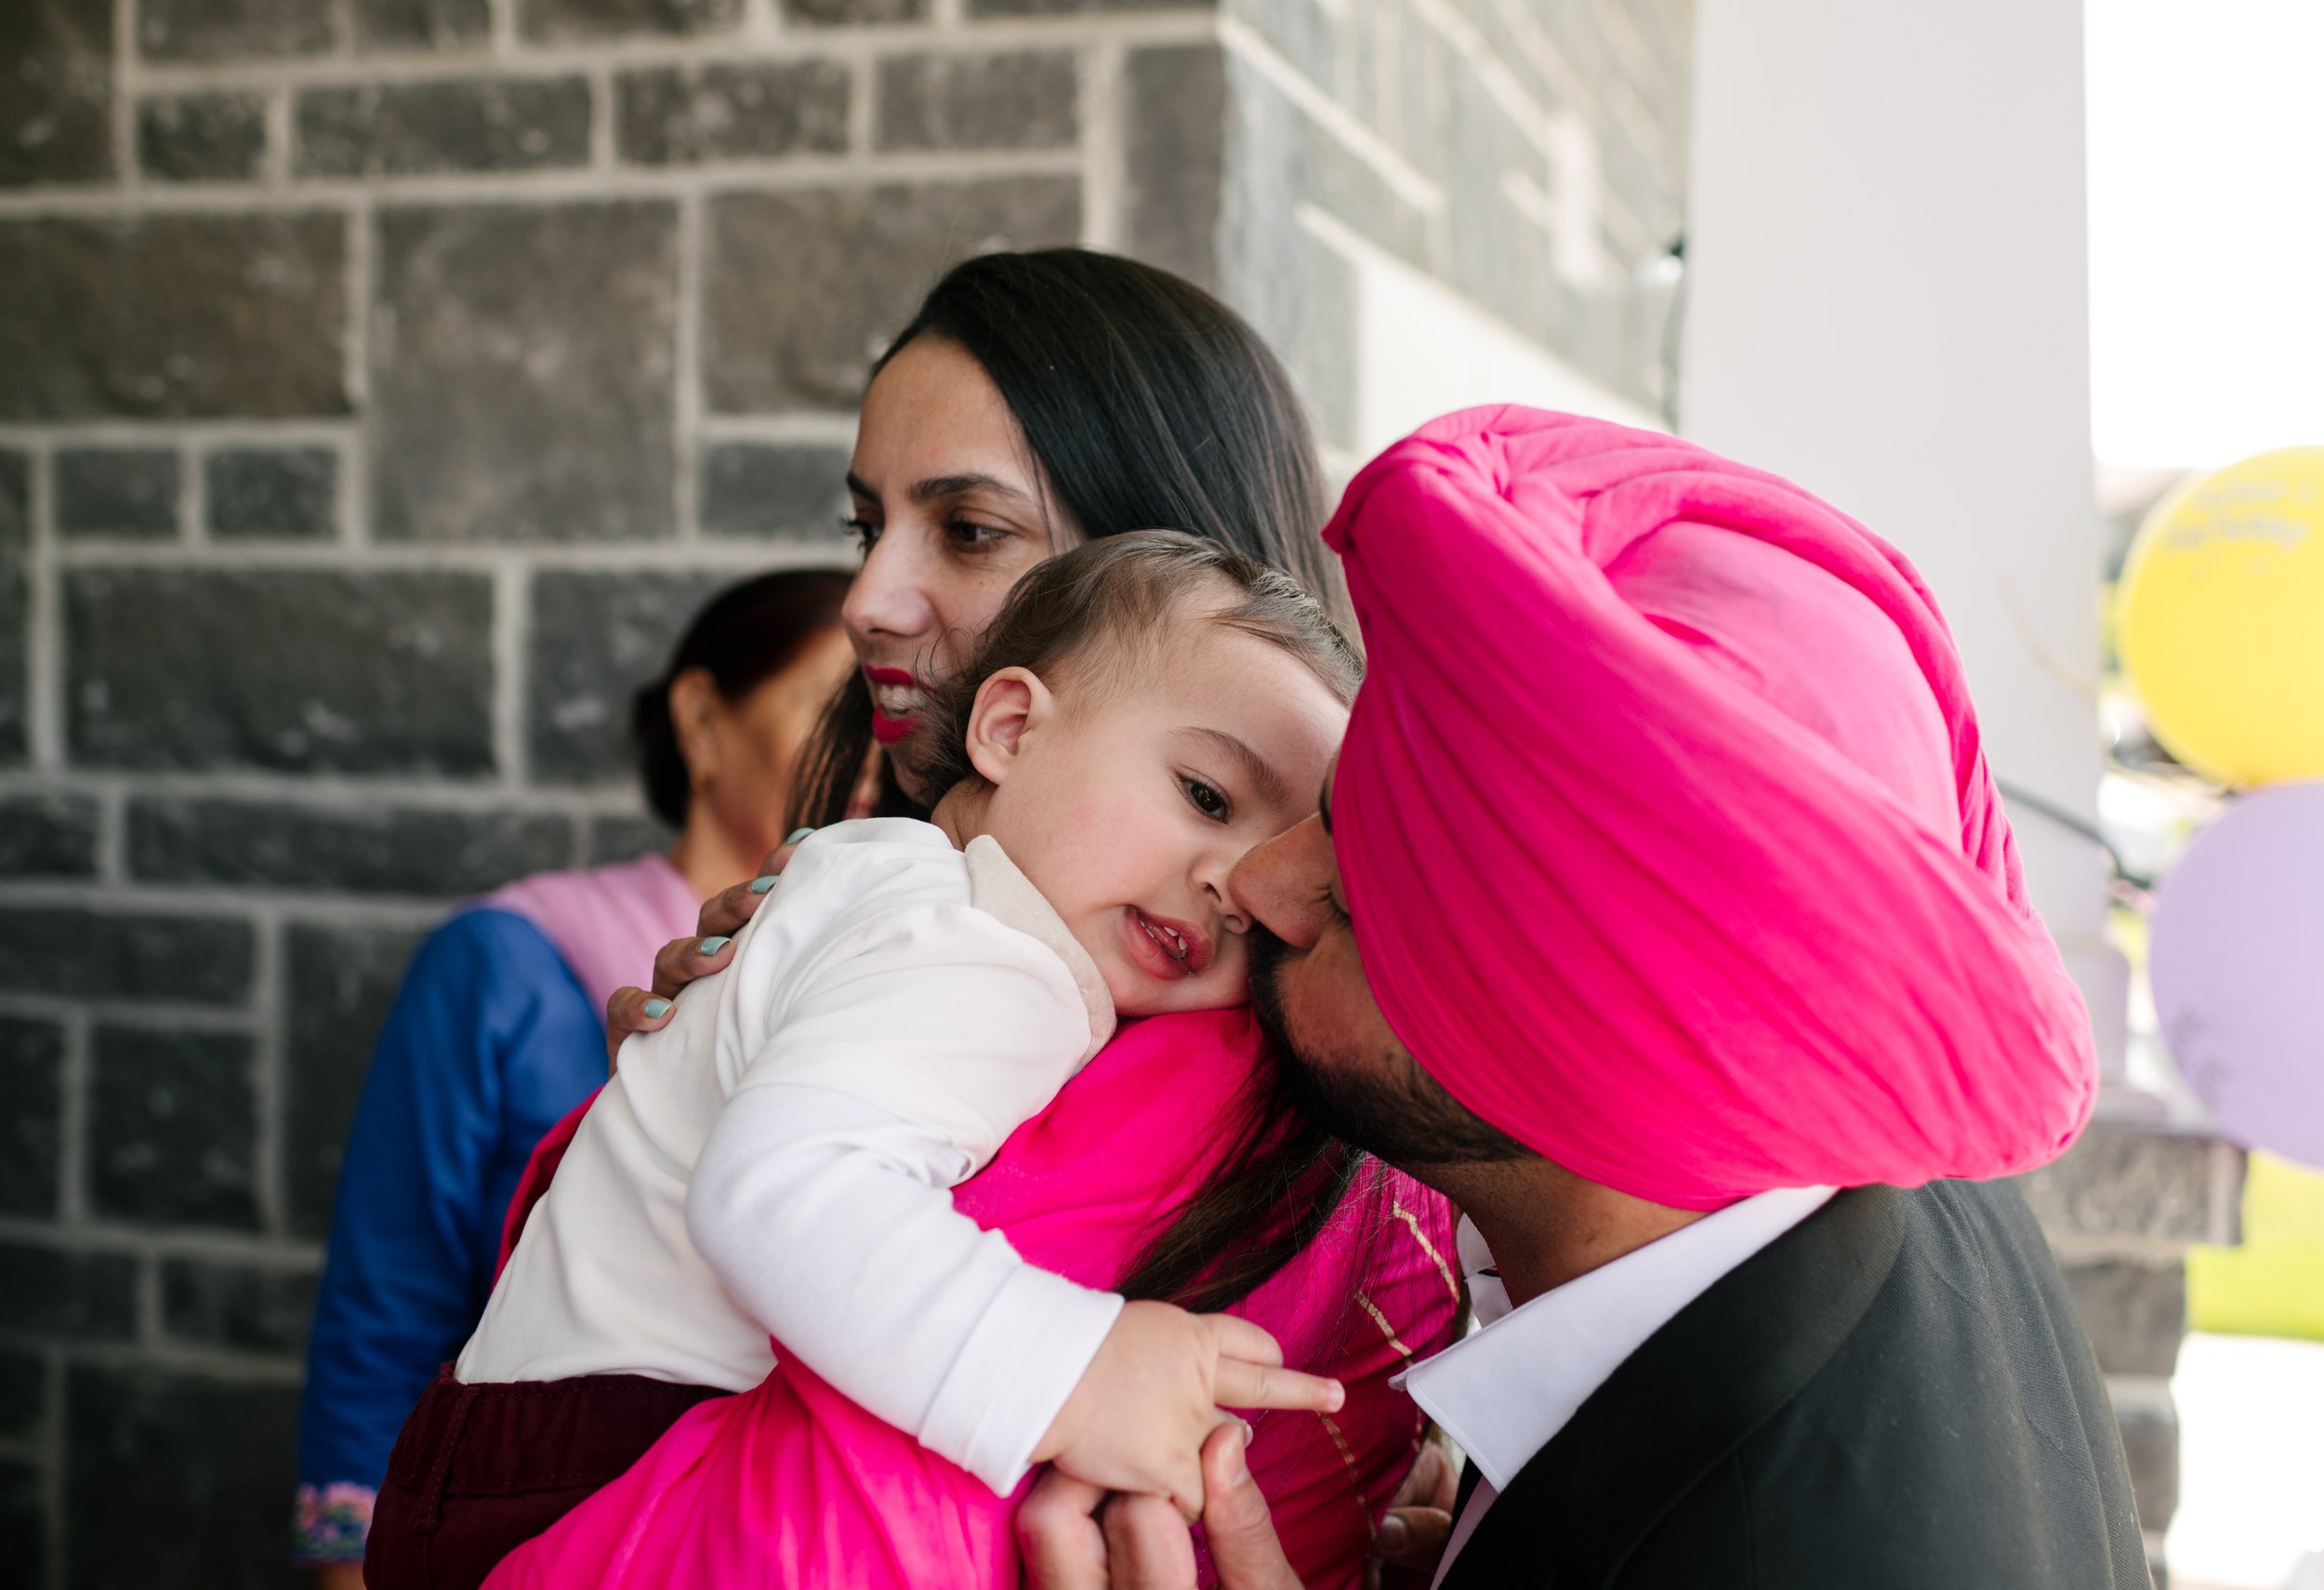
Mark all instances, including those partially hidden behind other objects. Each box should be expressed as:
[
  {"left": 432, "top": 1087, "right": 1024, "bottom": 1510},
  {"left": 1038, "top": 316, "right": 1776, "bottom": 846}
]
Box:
[{"left": 365, "top": 1365, "right": 728, "bottom": 1590}]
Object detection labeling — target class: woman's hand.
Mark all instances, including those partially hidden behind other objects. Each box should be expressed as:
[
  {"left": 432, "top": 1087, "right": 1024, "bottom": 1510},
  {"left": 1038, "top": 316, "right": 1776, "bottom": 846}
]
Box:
[
  {"left": 1368, "top": 1438, "right": 1457, "bottom": 1589},
  {"left": 603, "top": 833, "right": 810, "bottom": 1071},
  {"left": 1019, "top": 1424, "right": 1304, "bottom": 1590}
]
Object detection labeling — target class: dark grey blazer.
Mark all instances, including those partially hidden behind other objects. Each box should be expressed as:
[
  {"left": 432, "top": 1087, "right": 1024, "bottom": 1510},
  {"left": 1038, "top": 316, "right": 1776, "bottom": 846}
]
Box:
[{"left": 1439, "top": 1179, "right": 2152, "bottom": 1589}]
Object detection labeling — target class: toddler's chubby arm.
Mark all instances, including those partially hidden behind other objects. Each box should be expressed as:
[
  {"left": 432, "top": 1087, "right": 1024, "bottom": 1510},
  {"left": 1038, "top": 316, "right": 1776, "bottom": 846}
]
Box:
[{"left": 685, "top": 897, "right": 1340, "bottom": 1502}]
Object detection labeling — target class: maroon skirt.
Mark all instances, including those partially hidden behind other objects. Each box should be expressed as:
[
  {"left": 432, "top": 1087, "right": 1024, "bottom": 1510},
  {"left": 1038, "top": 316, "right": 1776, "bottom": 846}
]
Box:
[{"left": 365, "top": 1366, "right": 729, "bottom": 1590}]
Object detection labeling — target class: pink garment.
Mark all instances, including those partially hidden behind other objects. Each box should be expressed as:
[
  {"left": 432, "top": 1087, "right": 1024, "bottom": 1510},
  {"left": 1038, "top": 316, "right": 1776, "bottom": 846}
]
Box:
[
  {"left": 482, "top": 1008, "right": 1459, "bottom": 1590},
  {"left": 483, "top": 851, "right": 698, "bottom": 1018},
  {"left": 1323, "top": 406, "right": 2097, "bottom": 1210}
]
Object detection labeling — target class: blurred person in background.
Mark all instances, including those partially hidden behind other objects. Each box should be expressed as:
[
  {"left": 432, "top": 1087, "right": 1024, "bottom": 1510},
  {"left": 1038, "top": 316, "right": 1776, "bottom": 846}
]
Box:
[{"left": 292, "top": 569, "right": 855, "bottom": 1583}]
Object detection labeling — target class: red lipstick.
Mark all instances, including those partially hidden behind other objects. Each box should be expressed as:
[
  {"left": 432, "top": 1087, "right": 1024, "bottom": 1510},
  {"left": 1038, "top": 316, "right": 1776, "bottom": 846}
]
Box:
[{"left": 865, "top": 667, "right": 923, "bottom": 745}]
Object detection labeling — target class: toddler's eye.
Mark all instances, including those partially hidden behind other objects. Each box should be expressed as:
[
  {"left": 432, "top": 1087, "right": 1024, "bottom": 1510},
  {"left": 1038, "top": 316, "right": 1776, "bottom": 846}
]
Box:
[{"left": 1182, "top": 776, "right": 1231, "bottom": 822}]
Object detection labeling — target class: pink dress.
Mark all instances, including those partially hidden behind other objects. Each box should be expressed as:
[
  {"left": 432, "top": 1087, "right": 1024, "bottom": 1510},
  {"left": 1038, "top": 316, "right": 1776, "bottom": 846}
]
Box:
[{"left": 483, "top": 1007, "right": 1459, "bottom": 1590}]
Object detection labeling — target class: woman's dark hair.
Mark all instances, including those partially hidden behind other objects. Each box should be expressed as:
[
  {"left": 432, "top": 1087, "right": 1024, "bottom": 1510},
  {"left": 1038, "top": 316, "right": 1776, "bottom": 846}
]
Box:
[
  {"left": 631, "top": 568, "right": 852, "bottom": 828},
  {"left": 916, "top": 532, "right": 1368, "bottom": 1312},
  {"left": 786, "top": 247, "right": 1336, "bottom": 832}
]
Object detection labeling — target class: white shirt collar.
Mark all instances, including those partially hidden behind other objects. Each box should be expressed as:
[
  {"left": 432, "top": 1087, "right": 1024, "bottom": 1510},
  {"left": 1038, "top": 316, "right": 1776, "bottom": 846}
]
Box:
[{"left": 1397, "top": 1184, "right": 1836, "bottom": 1492}]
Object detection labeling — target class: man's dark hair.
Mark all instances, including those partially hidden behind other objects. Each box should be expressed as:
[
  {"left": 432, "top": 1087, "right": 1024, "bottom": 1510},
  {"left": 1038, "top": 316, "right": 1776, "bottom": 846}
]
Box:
[
  {"left": 1251, "top": 925, "right": 1536, "bottom": 1168},
  {"left": 786, "top": 247, "right": 1335, "bottom": 833}
]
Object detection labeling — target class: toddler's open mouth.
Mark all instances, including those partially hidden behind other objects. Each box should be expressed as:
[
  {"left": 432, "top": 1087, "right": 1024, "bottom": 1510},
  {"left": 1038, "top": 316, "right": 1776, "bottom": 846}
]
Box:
[{"left": 1123, "top": 907, "right": 1213, "bottom": 981}]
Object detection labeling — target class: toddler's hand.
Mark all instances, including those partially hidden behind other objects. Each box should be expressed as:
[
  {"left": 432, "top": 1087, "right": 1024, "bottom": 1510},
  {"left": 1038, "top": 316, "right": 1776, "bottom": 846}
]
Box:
[{"left": 1033, "top": 1301, "right": 1343, "bottom": 1520}]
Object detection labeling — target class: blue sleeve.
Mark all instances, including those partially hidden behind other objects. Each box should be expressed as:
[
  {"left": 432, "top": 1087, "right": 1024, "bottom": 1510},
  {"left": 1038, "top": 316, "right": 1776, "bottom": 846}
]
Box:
[{"left": 294, "top": 908, "right": 606, "bottom": 1557}]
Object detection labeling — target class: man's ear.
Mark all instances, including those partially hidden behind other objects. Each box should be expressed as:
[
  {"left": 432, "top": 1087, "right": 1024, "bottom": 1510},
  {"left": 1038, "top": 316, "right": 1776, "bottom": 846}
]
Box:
[
  {"left": 667, "top": 667, "right": 722, "bottom": 788},
  {"left": 963, "top": 667, "right": 1055, "bottom": 787}
]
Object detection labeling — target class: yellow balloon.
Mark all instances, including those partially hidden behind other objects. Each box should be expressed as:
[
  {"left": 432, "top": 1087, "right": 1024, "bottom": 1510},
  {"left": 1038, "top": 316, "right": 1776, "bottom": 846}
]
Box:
[{"left": 2117, "top": 445, "right": 2324, "bottom": 787}]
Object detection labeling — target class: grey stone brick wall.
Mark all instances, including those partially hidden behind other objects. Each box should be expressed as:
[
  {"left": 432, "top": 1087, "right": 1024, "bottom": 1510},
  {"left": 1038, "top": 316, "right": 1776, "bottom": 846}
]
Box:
[
  {"left": 2016, "top": 1120, "right": 2244, "bottom": 1578},
  {"left": 0, "top": 2, "right": 1692, "bottom": 1585}
]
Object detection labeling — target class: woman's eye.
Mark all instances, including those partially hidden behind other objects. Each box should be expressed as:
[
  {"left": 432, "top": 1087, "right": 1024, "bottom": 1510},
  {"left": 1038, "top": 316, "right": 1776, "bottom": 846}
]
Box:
[
  {"left": 945, "top": 518, "right": 1010, "bottom": 550},
  {"left": 1182, "top": 777, "right": 1231, "bottom": 822},
  {"left": 842, "top": 517, "right": 879, "bottom": 553}
]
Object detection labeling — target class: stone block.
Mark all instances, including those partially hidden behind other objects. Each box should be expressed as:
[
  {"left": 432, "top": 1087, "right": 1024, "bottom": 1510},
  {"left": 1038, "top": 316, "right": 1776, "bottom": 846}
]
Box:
[
  {"left": 704, "top": 179, "right": 1080, "bottom": 412},
  {"left": 698, "top": 443, "right": 853, "bottom": 540},
  {"left": 522, "top": 0, "right": 741, "bottom": 40},
  {"left": 0, "top": 791, "right": 99, "bottom": 878},
  {"left": 89, "top": 1025, "right": 259, "bottom": 1229},
  {"left": 782, "top": 0, "right": 924, "bottom": 20},
  {"left": 65, "top": 1363, "right": 301, "bottom": 1590},
  {"left": 2111, "top": 1385, "right": 2179, "bottom": 1533},
  {"left": 161, "top": 1257, "right": 317, "bottom": 1355},
  {"left": 283, "top": 921, "right": 423, "bottom": 1239},
  {"left": 529, "top": 569, "right": 728, "bottom": 783},
  {"left": 0, "top": 905, "right": 255, "bottom": 1004},
  {"left": 2065, "top": 1257, "right": 2187, "bottom": 1378},
  {"left": 0, "top": 1347, "right": 44, "bottom": 1439},
  {"left": 0, "top": 1018, "right": 64, "bottom": 1217},
  {"left": 615, "top": 61, "right": 850, "bottom": 166},
  {"left": 372, "top": 202, "right": 678, "bottom": 541},
  {"left": 0, "top": 212, "right": 348, "bottom": 419},
  {"left": 2014, "top": 1122, "right": 2217, "bottom": 1243},
  {"left": 0, "top": 450, "right": 25, "bottom": 549},
  {"left": 65, "top": 568, "right": 495, "bottom": 773},
  {"left": 0, "top": 1457, "right": 40, "bottom": 1578},
  {"left": 2, "top": 452, "right": 23, "bottom": 764},
  {"left": 357, "top": 0, "right": 493, "bottom": 50},
  {"left": 139, "top": 91, "right": 269, "bottom": 182},
  {"left": 0, "top": 1241, "right": 137, "bottom": 1339},
  {"left": 205, "top": 447, "right": 337, "bottom": 540},
  {"left": 129, "top": 797, "right": 573, "bottom": 894},
  {"left": 588, "top": 811, "right": 670, "bottom": 865},
  {"left": 875, "top": 51, "right": 1078, "bottom": 152},
  {"left": 1123, "top": 44, "right": 1225, "bottom": 291},
  {"left": 139, "top": 0, "right": 336, "bottom": 60},
  {"left": 971, "top": 0, "right": 1205, "bottom": 12},
  {"left": 55, "top": 445, "right": 179, "bottom": 537},
  {"left": 297, "top": 77, "right": 591, "bottom": 177},
  {"left": 2, "top": 0, "right": 114, "bottom": 187}
]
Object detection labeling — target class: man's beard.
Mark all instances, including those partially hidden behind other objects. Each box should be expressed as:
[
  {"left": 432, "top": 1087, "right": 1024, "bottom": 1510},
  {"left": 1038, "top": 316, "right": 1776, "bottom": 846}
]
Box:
[{"left": 1248, "top": 924, "right": 1531, "bottom": 1169}]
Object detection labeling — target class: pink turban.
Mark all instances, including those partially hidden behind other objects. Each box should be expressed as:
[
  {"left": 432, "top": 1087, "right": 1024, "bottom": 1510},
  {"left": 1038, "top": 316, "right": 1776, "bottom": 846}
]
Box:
[{"left": 1323, "top": 407, "right": 2095, "bottom": 1209}]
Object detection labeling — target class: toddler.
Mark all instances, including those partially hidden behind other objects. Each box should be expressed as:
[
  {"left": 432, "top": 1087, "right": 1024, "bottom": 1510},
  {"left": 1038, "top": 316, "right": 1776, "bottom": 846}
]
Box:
[{"left": 389, "top": 534, "right": 1355, "bottom": 1582}]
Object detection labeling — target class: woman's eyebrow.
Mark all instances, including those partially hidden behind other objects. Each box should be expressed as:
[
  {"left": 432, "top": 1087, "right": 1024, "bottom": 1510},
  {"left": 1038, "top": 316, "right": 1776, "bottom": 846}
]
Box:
[
  {"left": 844, "top": 470, "right": 1034, "bottom": 508},
  {"left": 1182, "top": 727, "right": 1287, "bottom": 807}
]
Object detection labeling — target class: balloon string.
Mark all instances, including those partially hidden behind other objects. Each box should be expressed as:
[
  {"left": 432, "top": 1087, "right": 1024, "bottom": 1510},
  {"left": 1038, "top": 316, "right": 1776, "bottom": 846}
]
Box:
[{"left": 1998, "top": 779, "right": 2156, "bottom": 893}]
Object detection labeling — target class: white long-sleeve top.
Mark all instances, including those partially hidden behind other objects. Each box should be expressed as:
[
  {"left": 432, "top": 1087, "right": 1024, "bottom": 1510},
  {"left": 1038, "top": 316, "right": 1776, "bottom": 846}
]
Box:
[{"left": 456, "top": 819, "right": 1123, "bottom": 1492}]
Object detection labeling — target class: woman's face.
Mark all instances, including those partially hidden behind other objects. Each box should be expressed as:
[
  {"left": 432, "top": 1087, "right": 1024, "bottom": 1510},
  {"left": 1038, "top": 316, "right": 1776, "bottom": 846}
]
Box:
[{"left": 843, "top": 335, "right": 1078, "bottom": 771}]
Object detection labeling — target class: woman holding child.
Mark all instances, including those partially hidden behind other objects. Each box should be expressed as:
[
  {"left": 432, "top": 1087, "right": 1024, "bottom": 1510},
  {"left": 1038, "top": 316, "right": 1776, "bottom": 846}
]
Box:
[{"left": 360, "top": 251, "right": 1459, "bottom": 1590}]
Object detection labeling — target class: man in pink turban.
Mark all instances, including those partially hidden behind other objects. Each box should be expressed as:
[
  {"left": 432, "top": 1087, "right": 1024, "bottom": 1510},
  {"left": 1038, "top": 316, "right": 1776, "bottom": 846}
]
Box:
[{"left": 1022, "top": 408, "right": 2147, "bottom": 1589}]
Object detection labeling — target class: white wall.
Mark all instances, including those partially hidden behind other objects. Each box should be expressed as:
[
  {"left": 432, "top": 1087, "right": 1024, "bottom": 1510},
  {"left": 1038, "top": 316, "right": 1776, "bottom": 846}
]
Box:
[{"left": 1681, "top": 0, "right": 2123, "bottom": 1071}]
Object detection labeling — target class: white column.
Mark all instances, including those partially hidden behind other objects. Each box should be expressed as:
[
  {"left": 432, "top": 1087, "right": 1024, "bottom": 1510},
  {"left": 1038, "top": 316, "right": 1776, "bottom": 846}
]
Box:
[{"left": 1680, "top": 0, "right": 2122, "bottom": 1072}]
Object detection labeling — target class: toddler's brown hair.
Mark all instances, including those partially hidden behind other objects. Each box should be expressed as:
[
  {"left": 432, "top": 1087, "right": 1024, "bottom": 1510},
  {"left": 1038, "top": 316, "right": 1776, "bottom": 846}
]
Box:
[{"left": 910, "top": 530, "right": 1359, "bottom": 801}]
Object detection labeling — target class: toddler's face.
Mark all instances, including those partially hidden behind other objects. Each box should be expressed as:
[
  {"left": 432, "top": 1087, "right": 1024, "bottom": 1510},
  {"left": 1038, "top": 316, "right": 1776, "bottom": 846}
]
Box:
[{"left": 969, "top": 624, "right": 1346, "bottom": 1018}]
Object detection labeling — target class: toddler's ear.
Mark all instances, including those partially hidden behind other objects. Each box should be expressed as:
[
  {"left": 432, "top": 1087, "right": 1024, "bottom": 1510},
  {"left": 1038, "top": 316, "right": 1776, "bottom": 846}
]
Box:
[{"left": 963, "top": 667, "right": 1054, "bottom": 786}]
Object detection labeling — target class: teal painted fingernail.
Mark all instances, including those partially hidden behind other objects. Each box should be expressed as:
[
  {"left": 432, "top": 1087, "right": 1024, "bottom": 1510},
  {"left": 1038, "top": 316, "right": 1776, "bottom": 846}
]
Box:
[
  {"left": 747, "top": 875, "right": 778, "bottom": 894},
  {"left": 698, "top": 935, "right": 731, "bottom": 956},
  {"left": 785, "top": 828, "right": 814, "bottom": 845},
  {"left": 641, "top": 998, "right": 671, "bottom": 1018}
]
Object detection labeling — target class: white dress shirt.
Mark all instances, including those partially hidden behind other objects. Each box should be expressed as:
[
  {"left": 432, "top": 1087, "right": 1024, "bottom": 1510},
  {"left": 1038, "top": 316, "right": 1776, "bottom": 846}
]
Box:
[
  {"left": 1400, "top": 1185, "right": 1836, "bottom": 1585},
  {"left": 457, "top": 819, "right": 1122, "bottom": 1494}
]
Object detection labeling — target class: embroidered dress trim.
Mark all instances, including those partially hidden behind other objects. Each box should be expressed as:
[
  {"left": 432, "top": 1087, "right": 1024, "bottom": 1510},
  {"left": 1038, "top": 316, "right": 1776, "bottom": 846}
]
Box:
[{"left": 291, "top": 1481, "right": 375, "bottom": 1566}]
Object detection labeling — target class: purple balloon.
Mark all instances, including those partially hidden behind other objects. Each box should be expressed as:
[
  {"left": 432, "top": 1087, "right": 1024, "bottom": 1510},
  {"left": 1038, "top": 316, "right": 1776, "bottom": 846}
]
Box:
[{"left": 2149, "top": 780, "right": 2324, "bottom": 1169}]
